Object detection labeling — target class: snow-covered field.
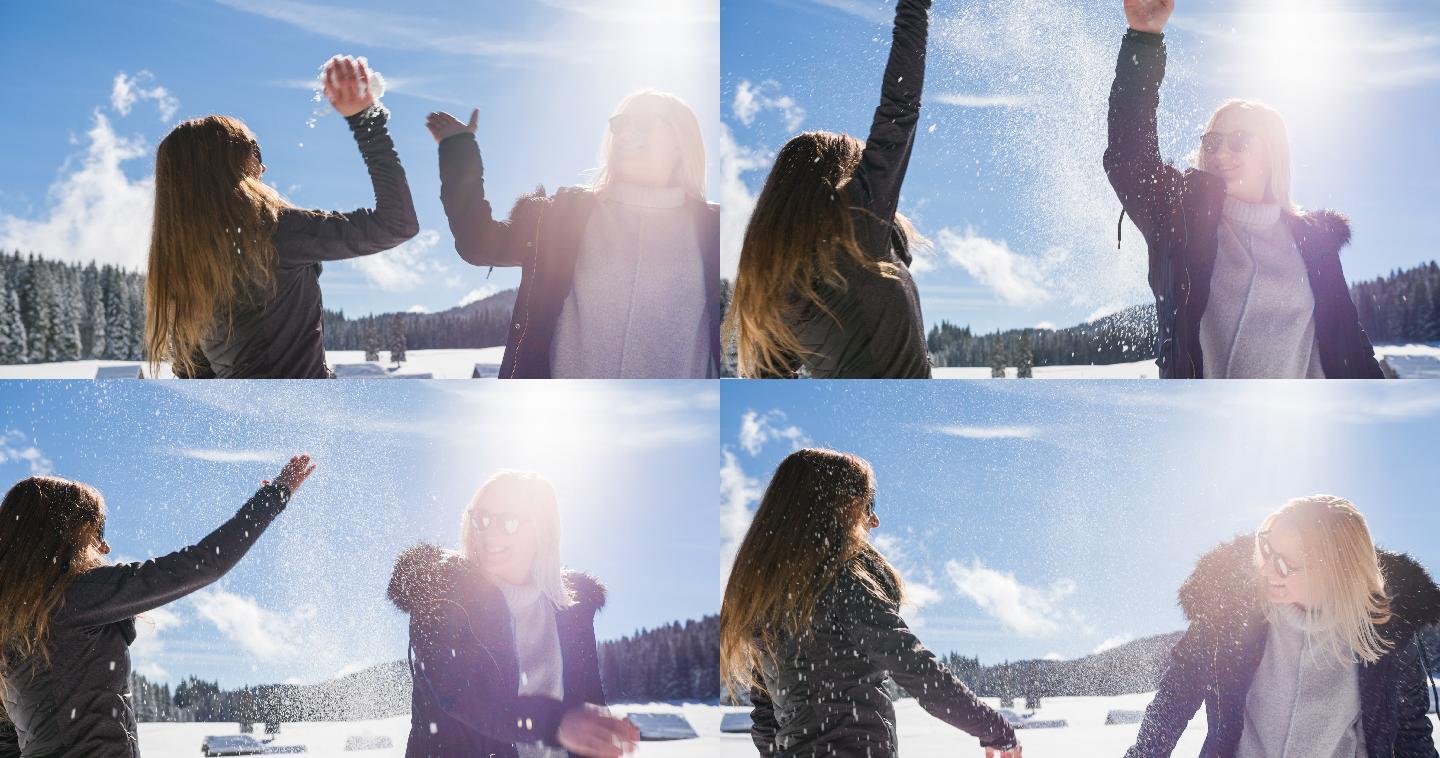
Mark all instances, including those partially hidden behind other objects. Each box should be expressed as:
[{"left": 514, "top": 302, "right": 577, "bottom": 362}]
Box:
[
  {"left": 713, "top": 693, "right": 1440, "bottom": 756},
  {"left": 0, "top": 348, "right": 505, "bottom": 380},
  {"left": 140, "top": 703, "right": 721, "bottom": 757},
  {"left": 933, "top": 343, "right": 1440, "bottom": 379},
  {"left": 140, "top": 693, "right": 1439, "bottom": 757}
]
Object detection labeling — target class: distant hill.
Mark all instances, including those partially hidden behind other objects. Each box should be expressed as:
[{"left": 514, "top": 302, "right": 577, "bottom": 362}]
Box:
[
  {"left": 129, "top": 614, "right": 719, "bottom": 724},
  {"left": 322, "top": 288, "right": 517, "bottom": 352}
]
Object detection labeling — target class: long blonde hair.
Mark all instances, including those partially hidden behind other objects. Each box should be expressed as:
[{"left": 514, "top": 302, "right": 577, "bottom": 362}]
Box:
[
  {"left": 145, "top": 115, "right": 292, "bottom": 376},
  {"left": 0, "top": 477, "right": 108, "bottom": 674},
  {"left": 720, "top": 448, "right": 902, "bottom": 697},
  {"left": 460, "top": 471, "right": 575, "bottom": 610},
  {"left": 1196, "top": 99, "right": 1297, "bottom": 212},
  {"left": 1256, "top": 495, "right": 1392, "bottom": 665},
  {"left": 593, "top": 89, "right": 707, "bottom": 203}
]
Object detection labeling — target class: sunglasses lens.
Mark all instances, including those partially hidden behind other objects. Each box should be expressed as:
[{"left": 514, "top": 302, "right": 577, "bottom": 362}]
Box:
[
  {"left": 479, "top": 515, "right": 492, "bottom": 530},
  {"left": 505, "top": 519, "right": 522, "bottom": 535},
  {"left": 1201, "top": 134, "right": 1221, "bottom": 153}
]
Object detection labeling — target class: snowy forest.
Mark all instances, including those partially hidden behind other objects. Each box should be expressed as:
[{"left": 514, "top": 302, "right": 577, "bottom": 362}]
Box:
[
  {"left": 923, "top": 259, "right": 1440, "bottom": 368},
  {"left": 120, "top": 615, "right": 719, "bottom": 724},
  {"left": 0, "top": 251, "right": 517, "bottom": 364}
]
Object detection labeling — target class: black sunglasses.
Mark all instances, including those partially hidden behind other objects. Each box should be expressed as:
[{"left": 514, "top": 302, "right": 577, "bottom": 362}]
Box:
[
  {"left": 1257, "top": 533, "right": 1300, "bottom": 578},
  {"left": 472, "top": 512, "right": 526, "bottom": 536},
  {"left": 1200, "top": 130, "right": 1257, "bottom": 155}
]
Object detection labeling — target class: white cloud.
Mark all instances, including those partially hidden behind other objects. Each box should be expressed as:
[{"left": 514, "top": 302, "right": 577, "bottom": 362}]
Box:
[
  {"left": 872, "top": 532, "right": 942, "bottom": 618},
  {"left": 945, "top": 558, "right": 1079, "bottom": 637},
  {"left": 0, "top": 111, "right": 154, "bottom": 269},
  {"left": 933, "top": 93, "right": 1028, "bottom": 108},
  {"left": 130, "top": 606, "right": 183, "bottom": 680},
  {"left": 936, "top": 227, "right": 1055, "bottom": 306},
  {"left": 738, "top": 409, "right": 810, "bottom": 456},
  {"left": 167, "top": 448, "right": 286, "bottom": 464},
  {"left": 930, "top": 425, "right": 1038, "bottom": 440},
  {"left": 0, "top": 431, "right": 53, "bottom": 475},
  {"left": 1092, "top": 634, "right": 1133, "bottom": 654},
  {"left": 111, "top": 71, "right": 179, "bottom": 122},
  {"left": 459, "top": 284, "right": 499, "bottom": 307},
  {"left": 406, "top": 305, "right": 428, "bottom": 314},
  {"left": 1035, "top": 321, "right": 1056, "bottom": 330},
  {"left": 732, "top": 80, "right": 806, "bottom": 132},
  {"left": 719, "top": 125, "right": 771, "bottom": 280},
  {"left": 719, "top": 447, "right": 763, "bottom": 584},
  {"left": 190, "top": 588, "right": 311, "bottom": 661},
  {"left": 1043, "top": 651, "right": 1064, "bottom": 661},
  {"left": 348, "top": 229, "right": 445, "bottom": 291}
]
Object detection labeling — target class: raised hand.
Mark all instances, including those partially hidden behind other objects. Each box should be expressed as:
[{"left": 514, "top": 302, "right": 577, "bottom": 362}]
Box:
[
  {"left": 1124, "top": 0, "right": 1173, "bottom": 33},
  {"left": 264, "top": 454, "right": 317, "bottom": 494},
  {"left": 323, "top": 56, "right": 375, "bottom": 118},
  {"left": 425, "top": 109, "right": 479, "bottom": 144},
  {"left": 556, "top": 704, "right": 640, "bottom": 758}
]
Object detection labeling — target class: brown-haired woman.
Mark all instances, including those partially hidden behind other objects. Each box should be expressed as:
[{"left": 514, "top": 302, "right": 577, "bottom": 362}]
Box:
[
  {"left": 145, "top": 56, "right": 419, "bottom": 378},
  {"left": 720, "top": 448, "right": 1019, "bottom": 757},
  {"left": 0, "top": 455, "right": 315, "bottom": 758},
  {"left": 727, "top": 0, "right": 932, "bottom": 379}
]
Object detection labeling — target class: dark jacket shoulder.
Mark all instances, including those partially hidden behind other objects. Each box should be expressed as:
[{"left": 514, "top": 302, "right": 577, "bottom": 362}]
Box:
[{"left": 387, "top": 543, "right": 606, "bottom": 616}]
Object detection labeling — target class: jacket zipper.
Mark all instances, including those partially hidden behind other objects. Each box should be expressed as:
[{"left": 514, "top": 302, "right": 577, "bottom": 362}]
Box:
[{"left": 510, "top": 201, "right": 548, "bottom": 378}]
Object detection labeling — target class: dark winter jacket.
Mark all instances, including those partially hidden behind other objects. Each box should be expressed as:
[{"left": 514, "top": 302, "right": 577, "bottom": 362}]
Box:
[
  {"left": 1104, "top": 31, "right": 1384, "bottom": 379},
  {"left": 1126, "top": 535, "right": 1440, "bottom": 758},
  {"left": 0, "top": 484, "right": 291, "bottom": 758},
  {"left": 437, "top": 134, "right": 721, "bottom": 379},
  {"left": 181, "top": 105, "right": 420, "bottom": 379},
  {"left": 772, "top": 0, "right": 931, "bottom": 379},
  {"left": 750, "top": 552, "right": 1016, "bottom": 757},
  {"left": 387, "top": 544, "right": 607, "bottom": 758}
]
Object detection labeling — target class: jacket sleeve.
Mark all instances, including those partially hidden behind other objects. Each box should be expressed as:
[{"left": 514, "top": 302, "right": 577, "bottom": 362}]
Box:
[
  {"left": 61, "top": 484, "right": 291, "bottom": 628},
  {"left": 410, "top": 604, "right": 570, "bottom": 748},
  {"left": 1125, "top": 626, "right": 1209, "bottom": 758},
  {"left": 1104, "top": 30, "right": 1186, "bottom": 287},
  {"left": 748, "top": 683, "right": 780, "bottom": 757},
  {"left": 438, "top": 133, "right": 546, "bottom": 268},
  {"left": 849, "top": 0, "right": 930, "bottom": 260},
  {"left": 833, "top": 576, "right": 1017, "bottom": 749},
  {"left": 273, "top": 104, "right": 420, "bottom": 265},
  {"left": 1393, "top": 637, "right": 1438, "bottom": 758},
  {"left": 171, "top": 346, "right": 216, "bottom": 379}
]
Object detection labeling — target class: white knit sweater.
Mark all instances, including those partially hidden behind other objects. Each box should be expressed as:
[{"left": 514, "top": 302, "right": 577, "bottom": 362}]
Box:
[{"left": 1199, "top": 197, "right": 1325, "bottom": 379}]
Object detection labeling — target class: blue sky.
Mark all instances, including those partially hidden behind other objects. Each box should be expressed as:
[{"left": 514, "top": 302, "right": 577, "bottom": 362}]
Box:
[
  {"left": 722, "top": 0, "right": 1440, "bottom": 333},
  {"left": 721, "top": 380, "right": 1440, "bottom": 664},
  {"left": 0, "top": 0, "right": 718, "bottom": 317},
  {"left": 0, "top": 380, "right": 719, "bottom": 689}
]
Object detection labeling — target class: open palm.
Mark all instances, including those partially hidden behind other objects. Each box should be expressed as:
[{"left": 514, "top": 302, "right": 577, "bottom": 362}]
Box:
[{"left": 323, "top": 56, "right": 374, "bottom": 118}]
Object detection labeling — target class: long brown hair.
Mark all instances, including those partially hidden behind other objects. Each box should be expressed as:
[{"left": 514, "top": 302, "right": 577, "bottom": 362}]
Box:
[
  {"left": 719, "top": 448, "right": 902, "bottom": 697},
  {"left": 0, "top": 477, "right": 108, "bottom": 673},
  {"left": 145, "top": 115, "right": 290, "bottom": 375},
  {"left": 725, "top": 131, "right": 903, "bottom": 378}
]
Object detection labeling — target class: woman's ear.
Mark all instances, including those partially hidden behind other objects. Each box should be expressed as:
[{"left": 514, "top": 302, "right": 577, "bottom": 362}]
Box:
[{"left": 99, "top": 539, "right": 111, "bottom": 556}]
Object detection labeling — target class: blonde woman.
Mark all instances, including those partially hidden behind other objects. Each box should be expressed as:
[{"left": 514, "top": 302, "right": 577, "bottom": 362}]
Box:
[
  {"left": 0, "top": 456, "right": 314, "bottom": 758},
  {"left": 720, "top": 449, "right": 1019, "bottom": 757},
  {"left": 426, "top": 91, "right": 720, "bottom": 379},
  {"left": 1105, "top": 0, "right": 1383, "bottom": 378},
  {"left": 145, "top": 56, "right": 419, "bottom": 378},
  {"left": 727, "top": 0, "right": 931, "bottom": 379},
  {"left": 387, "top": 471, "right": 639, "bottom": 758},
  {"left": 1127, "top": 496, "right": 1440, "bottom": 757}
]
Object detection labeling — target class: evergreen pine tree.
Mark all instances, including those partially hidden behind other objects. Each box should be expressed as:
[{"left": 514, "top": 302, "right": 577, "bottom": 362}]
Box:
[
  {"left": 363, "top": 319, "right": 381, "bottom": 362},
  {"left": 989, "top": 344, "right": 1007, "bottom": 378},
  {"left": 1016, "top": 330, "right": 1034, "bottom": 379},
  {"left": 0, "top": 280, "right": 26, "bottom": 364},
  {"left": 389, "top": 315, "right": 407, "bottom": 364}
]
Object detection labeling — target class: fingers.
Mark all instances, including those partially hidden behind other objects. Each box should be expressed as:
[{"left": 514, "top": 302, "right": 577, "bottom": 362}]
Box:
[{"left": 466, "top": 108, "right": 479, "bottom": 131}]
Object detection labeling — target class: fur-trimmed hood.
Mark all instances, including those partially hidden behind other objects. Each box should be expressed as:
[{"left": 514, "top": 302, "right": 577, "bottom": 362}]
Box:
[
  {"left": 387, "top": 542, "right": 606, "bottom": 615},
  {"left": 1178, "top": 534, "right": 1440, "bottom": 640}
]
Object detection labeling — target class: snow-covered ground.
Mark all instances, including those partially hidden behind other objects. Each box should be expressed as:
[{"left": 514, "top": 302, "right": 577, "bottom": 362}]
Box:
[
  {"left": 0, "top": 348, "right": 505, "bottom": 380},
  {"left": 713, "top": 692, "right": 1440, "bottom": 756},
  {"left": 140, "top": 703, "right": 721, "bottom": 757},
  {"left": 933, "top": 343, "right": 1440, "bottom": 379},
  {"left": 124, "top": 689, "right": 1440, "bottom": 757}
]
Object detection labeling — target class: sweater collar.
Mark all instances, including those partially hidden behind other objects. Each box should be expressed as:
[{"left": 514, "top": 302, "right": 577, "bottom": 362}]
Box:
[
  {"left": 603, "top": 182, "right": 687, "bottom": 209},
  {"left": 1222, "top": 195, "right": 1283, "bottom": 229}
]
